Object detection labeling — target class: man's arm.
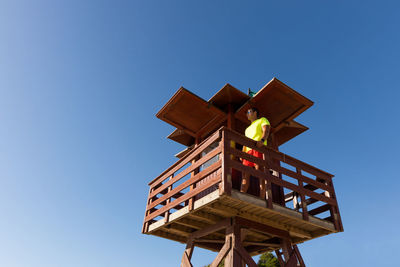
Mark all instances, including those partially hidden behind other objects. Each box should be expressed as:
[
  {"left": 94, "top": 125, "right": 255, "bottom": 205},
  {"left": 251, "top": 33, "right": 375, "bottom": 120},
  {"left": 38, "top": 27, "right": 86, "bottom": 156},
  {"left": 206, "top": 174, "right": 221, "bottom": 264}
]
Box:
[{"left": 257, "top": 124, "right": 270, "bottom": 147}]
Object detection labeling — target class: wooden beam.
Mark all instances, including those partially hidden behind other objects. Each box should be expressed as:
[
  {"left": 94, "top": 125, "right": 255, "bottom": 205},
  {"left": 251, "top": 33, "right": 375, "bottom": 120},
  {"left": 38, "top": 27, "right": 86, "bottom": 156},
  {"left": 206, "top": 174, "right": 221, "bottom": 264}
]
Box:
[
  {"left": 211, "top": 201, "right": 312, "bottom": 239},
  {"left": 221, "top": 130, "right": 232, "bottom": 196},
  {"left": 195, "top": 239, "right": 225, "bottom": 244},
  {"left": 210, "top": 236, "right": 231, "bottom": 267},
  {"left": 175, "top": 218, "right": 210, "bottom": 230},
  {"left": 188, "top": 211, "right": 222, "bottom": 224},
  {"left": 165, "top": 224, "right": 193, "bottom": 237},
  {"left": 149, "top": 129, "right": 221, "bottom": 186},
  {"left": 235, "top": 217, "right": 290, "bottom": 239},
  {"left": 204, "top": 205, "right": 238, "bottom": 217},
  {"left": 190, "top": 218, "right": 231, "bottom": 239},
  {"left": 308, "top": 204, "right": 330, "bottom": 216},
  {"left": 145, "top": 172, "right": 221, "bottom": 222},
  {"left": 149, "top": 145, "right": 221, "bottom": 201},
  {"left": 243, "top": 241, "right": 280, "bottom": 247}
]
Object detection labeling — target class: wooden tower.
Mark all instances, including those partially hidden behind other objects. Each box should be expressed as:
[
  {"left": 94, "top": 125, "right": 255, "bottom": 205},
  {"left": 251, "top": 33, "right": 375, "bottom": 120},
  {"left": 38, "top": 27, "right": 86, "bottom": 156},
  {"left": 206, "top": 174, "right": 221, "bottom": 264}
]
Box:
[{"left": 142, "top": 78, "right": 343, "bottom": 266}]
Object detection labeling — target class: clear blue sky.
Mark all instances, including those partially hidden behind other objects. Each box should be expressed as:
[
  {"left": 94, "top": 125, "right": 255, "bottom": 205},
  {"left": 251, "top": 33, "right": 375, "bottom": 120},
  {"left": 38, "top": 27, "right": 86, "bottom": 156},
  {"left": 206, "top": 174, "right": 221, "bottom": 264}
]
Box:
[{"left": 1, "top": 1, "right": 399, "bottom": 266}]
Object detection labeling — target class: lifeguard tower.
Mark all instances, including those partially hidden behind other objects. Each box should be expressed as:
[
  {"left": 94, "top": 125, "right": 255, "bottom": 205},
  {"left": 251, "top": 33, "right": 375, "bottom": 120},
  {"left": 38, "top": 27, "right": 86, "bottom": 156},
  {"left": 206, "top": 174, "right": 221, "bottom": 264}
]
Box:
[{"left": 142, "top": 78, "right": 343, "bottom": 266}]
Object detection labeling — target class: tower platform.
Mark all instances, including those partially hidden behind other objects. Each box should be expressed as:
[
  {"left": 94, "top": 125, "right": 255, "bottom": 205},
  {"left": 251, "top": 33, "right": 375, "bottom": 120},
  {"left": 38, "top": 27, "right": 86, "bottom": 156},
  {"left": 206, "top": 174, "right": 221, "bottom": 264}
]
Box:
[{"left": 142, "top": 127, "right": 343, "bottom": 256}]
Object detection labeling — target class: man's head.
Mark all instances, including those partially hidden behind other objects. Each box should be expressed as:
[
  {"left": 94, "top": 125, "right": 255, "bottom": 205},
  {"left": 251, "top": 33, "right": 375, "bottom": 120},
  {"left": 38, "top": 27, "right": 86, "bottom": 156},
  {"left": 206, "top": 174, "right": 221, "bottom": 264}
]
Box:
[{"left": 246, "top": 107, "right": 259, "bottom": 122}]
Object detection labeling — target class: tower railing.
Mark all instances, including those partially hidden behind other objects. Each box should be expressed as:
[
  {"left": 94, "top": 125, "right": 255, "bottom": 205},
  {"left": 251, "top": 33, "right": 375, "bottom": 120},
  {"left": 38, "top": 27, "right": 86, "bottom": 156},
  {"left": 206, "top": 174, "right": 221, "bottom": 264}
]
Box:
[{"left": 142, "top": 127, "right": 343, "bottom": 234}]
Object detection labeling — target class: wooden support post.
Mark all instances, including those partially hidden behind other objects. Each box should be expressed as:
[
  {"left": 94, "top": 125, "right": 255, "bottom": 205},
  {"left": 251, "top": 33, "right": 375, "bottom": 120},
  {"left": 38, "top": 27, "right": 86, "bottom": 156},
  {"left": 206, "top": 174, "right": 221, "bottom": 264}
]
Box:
[
  {"left": 275, "top": 239, "right": 305, "bottom": 267},
  {"left": 220, "top": 130, "right": 232, "bottom": 196},
  {"left": 188, "top": 163, "right": 197, "bottom": 212},
  {"left": 297, "top": 168, "right": 309, "bottom": 221},
  {"left": 142, "top": 187, "right": 155, "bottom": 233},
  {"left": 181, "top": 238, "right": 194, "bottom": 267},
  {"left": 223, "top": 218, "right": 258, "bottom": 267},
  {"left": 293, "top": 245, "right": 305, "bottom": 267},
  {"left": 210, "top": 235, "right": 231, "bottom": 267},
  {"left": 293, "top": 192, "right": 299, "bottom": 210},
  {"left": 265, "top": 169, "right": 273, "bottom": 209},
  {"left": 325, "top": 179, "right": 343, "bottom": 231},
  {"left": 259, "top": 153, "right": 267, "bottom": 200},
  {"left": 188, "top": 138, "right": 201, "bottom": 212},
  {"left": 269, "top": 133, "right": 285, "bottom": 205},
  {"left": 164, "top": 174, "right": 174, "bottom": 223},
  {"left": 178, "top": 215, "right": 309, "bottom": 267},
  {"left": 275, "top": 249, "right": 285, "bottom": 267}
]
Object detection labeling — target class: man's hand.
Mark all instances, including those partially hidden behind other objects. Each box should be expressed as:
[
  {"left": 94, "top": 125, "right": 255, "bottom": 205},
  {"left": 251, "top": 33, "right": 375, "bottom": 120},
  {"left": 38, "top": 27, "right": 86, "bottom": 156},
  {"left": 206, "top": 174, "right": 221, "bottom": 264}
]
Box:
[{"left": 256, "top": 140, "right": 264, "bottom": 148}]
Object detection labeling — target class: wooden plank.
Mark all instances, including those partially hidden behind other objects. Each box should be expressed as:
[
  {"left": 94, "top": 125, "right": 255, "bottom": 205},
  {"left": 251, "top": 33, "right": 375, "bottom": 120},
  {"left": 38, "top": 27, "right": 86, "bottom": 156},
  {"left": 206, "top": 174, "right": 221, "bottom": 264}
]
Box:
[
  {"left": 229, "top": 159, "right": 336, "bottom": 205},
  {"left": 155, "top": 229, "right": 187, "bottom": 243},
  {"left": 148, "top": 190, "right": 220, "bottom": 233},
  {"left": 221, "top": 130, "right": 232, "bottom": 196},
  {"left": 197, "top": 114, "right": 227, "bottom": 140},
  {"left": 149, "top": 129, "right": 221, "bottom": 186},
  {"left": 308, "top": 204, "right": 331, "bottom": 216},
  {"left": 190, "top": 218, "right": 231, "bottom": 239},
  {"left": 229, "top": 191, "right": 320, "bottom": 238},
  {"left": 150, "top": 145, "right": 221, "bottom": 199},
  {"left": 304, "top": 197, "right": 319, "bottom": 206},
  {"left": 230, "top": 145, "right": 331, "bottom": 193},
  {"left": 236, "top": 217, "right": 290, "bottom": 239},
  {"left": 142, "top": 186, "right": 154, "bottom": 233},
  {"left": 272, "top": 164, "right": 332, "bottom": 192},
  {"left": 166, "top": 226, "right": 191, "bottom": 237},
  {"left": 224, "top": 127, "right": 333, "bottom": 179},
  {"left": 227, "top": 146, "right": 332, "bottom": 196},
  {"left": 145, "top": 173, "right": 221, "bottom": 222},
  {"left": 243, "top": 241, "right": 280, "bottom": 247},
  {"left": 181, "top": 251, "right": 193, "bottom": 267},
  {"left": 147, "top": 159, "right": 221, "bottom": 211},
  {"left": 189, "top": 211, "right": 222, "bottom": 224},
  {"left": 156, "top": 87, "right": 226, "bottom": 137},
  {"left": 195, "top": 239, "right": 225, "bottom": 244},
  {"left": 210, "top": 237, "right": 231, "bottom": 267},
  {"left": 284, "top": 191, "right": 295, "bottom": 202},
  {"left": 164, "top": 174, "right": 174, "bottom": 223},
  {"left": 283, "top": 155, "right": 332, "bottom": 182},
  {"left": 205, "top": 204, "right": 238, "bottom": 217},
  {"left": 275, "top": 249, "right": 285, "bottom": 267},
  {"left": 188, "top": 153, "right": 200, "bottom": 212},
  {"left": 293, "top": 245, "right": 305, "bottom": 267},
  {"left": 297, "top": 168, "right": 309, "bottom": 222},
  {"left": 235, "top": 245, "right": 257, "bottom": 267},
  {"left": 175, "top": 218, "right": 212, "bottom": 231},
  {"left": 327, "top": 180, "right": 344, "bottom": 232}
]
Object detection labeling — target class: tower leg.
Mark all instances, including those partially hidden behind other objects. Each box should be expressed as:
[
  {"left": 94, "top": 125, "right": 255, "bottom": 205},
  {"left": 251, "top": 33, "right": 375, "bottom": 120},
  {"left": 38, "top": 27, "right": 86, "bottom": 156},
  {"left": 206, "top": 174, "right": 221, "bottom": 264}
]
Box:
[
  {"left": 181, "top": 238, "right": 194, "bottom": 267},
  {"left": 180, "top": 217, "right": 306, "bottom": 267},
  {"left": 223, "top": 221, "right": 257, "bottom": 267},
  {"left": 275, "top": 241, "right": 305, "bottom": 267}
]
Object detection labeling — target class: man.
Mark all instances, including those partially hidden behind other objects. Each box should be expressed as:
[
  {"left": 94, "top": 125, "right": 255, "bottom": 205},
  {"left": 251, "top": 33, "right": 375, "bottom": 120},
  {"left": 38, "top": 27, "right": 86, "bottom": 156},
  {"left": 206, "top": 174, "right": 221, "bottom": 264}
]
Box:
[{"left": 241, "top": 107, "right": 271, "bottom": 197}]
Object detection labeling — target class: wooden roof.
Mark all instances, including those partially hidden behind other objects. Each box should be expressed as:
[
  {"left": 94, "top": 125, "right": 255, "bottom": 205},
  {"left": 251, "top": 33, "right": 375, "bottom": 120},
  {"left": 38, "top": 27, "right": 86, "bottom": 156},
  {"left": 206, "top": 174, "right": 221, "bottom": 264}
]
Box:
[
  {"left": 235, "top": 78, "right": 313, "bottom": 128},
  {"left": 273, "top": 120, "right": 309, "bottom": 146},
  {"left": 156, "top": 87, "right": 226, "bottom": 138},
  {"left": 158, "top": 78, "right": 313, "bottom": 149},
  {"left": 167, "top": 129, "right": 194, "bottom": 147},
  {"left": 208, "top": 83, "right": 250, "bottom": 112}
]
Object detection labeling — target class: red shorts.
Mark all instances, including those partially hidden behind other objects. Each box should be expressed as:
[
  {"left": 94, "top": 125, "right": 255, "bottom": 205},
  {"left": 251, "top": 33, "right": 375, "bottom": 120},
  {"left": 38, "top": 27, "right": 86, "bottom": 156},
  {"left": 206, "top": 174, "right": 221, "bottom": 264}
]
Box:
[{"left": 242, "top": 149, "right": 263, "bottom": 168}]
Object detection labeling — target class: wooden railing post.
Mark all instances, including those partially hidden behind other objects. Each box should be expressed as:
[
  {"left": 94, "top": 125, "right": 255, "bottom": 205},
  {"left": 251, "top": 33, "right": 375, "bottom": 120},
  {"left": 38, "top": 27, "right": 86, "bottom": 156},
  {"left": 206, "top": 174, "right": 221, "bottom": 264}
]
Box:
[
  {"left": 164, "top": 174, "right": 174, "bottom": 223},
  {"left": 181, "top": 238, "right": 194, "bottom": 267},
  {"left": 297, "top": 168, "right": 309, "bottom": 221},
  {"left": 142, "top": 187, "right": 155, "bottom": 233},
  {"left": 264, "top": 153, "right": 273, "bottom": 209},
  {"left": 327, "top": 179, "right": 343, "bottom": 231},
  {"left": 144, "top": 127, "right": 342, "bottom": 235},
  {"left": 220, "top": 129, "right": 232, "bottom": 196},
  {"left": 188, "top": 152, "right": 200, "bottom": 212}
]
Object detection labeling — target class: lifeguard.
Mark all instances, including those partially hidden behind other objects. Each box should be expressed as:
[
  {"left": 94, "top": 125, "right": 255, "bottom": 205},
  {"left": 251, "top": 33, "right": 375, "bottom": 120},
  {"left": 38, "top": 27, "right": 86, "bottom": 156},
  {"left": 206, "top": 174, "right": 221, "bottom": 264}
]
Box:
[{"left": 241, "top": 107, "right": 271, "bottom": 197}]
